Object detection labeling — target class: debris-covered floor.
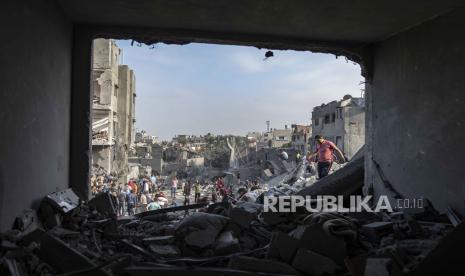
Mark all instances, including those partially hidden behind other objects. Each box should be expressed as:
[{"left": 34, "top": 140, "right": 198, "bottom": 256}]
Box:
[{"left": 1, "top": 156, "right": 463, "bottom": 275}]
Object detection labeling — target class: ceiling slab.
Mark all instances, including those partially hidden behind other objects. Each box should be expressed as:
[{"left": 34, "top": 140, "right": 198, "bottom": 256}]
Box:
[{"left": 58, "top": 0, "right": 464, "bottom": 43}]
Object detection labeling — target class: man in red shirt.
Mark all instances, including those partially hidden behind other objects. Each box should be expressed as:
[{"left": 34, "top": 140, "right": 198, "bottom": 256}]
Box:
[{"left": 308, "top": 135, "right": 345, "bottom": 179}]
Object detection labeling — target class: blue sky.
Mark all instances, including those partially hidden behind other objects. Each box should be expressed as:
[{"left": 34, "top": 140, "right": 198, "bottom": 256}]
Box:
[{"left": 116, "top": 40, "right": 364, "bottom": 141}]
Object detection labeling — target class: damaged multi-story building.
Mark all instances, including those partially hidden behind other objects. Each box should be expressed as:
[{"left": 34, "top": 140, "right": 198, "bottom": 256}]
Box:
[
  {"left": 291, "top": 124, "right": 311, "bottom": 154},
  {"left": 311, "top": 95, "right": 365, "bottom": 159},
  {"left": 91, "top": 39, "right": 136, "bottom": 177}
]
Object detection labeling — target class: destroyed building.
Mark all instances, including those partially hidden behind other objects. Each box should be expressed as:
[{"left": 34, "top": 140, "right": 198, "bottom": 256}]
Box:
[
  {"left": 2, "top": 1, "right": 465, "bottom": 275},
  {"left": 311, "top": 95, "right": 365, "bottom": 159},
  {"left": 291, "top": 124, "right": 311, "bottom": 154},
  {"left": 270, "top": 126, "right": 293, "bottom": 148},
  {"left": 91, "top": 39, "right": 136, "bottom": 176}
]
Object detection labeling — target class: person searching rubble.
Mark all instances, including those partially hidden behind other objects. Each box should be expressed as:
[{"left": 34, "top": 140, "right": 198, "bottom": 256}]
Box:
[
  {"left": 307, "top": 134, "right": 346, "bottom": 179},
  {"left": 279, "top": 149, "right": 289, "bottom": 161}
]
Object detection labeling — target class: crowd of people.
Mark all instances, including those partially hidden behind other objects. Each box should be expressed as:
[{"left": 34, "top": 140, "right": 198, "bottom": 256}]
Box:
[
  {"left": 89, "top": 134, "right": 344, "bottom": 217},
  {"left": 90, "top": 171, "right": 265, "bottom": 217}
]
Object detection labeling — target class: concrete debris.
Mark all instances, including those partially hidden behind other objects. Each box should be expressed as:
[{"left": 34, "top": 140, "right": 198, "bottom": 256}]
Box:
[
  {"left": 0, "top": 162, "right": 461, "bottom": 276},
  {"left": 175, "top": 212, "right": 228, "bottom": 249}
]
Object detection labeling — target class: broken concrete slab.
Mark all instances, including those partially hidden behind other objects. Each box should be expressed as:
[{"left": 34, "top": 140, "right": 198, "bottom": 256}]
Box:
[
  {"left": 229, "top": 256, "right": 297, "bottom": 275},
  {"left": 297, "top": 155, "right": 364, "bottom": 197},
  {"left": 291, "top": 248, "right": 341, "bottom": 276},
  {"left": 175, "top": 213, "right": 228, "bottom": 249},
  {"left": 267, "top": 232, "right": 300, "bottom": 263},
  {"left": 229, "top": 202, "right": 263, "bottom": 229},
  {"left": 290, "top": 224, "right": 347, "bottom": 265},
  {"left": 37, "top": 233, "right": 96, "bottom": 273}
]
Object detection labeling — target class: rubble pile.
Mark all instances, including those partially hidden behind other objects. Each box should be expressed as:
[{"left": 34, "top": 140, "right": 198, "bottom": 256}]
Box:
[{"left": 1, "top": 158, "right": 464, "bottom": 275}]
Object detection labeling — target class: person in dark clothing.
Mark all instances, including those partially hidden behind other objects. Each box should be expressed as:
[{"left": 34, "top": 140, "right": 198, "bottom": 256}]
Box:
[
  {"left": 126, "top": 190, "right": 137, "bottom": 215},
  {"left": 183, "top": 180, "right": 192, "bottom": 205}
]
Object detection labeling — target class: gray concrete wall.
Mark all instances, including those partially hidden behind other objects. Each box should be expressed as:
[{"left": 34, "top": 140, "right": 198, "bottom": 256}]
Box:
[
  {"left": 0, "top": 0, "right": 72, "bottom": 231},
  {"left": 366, "top": 7, "right": 465, "bottom": 215},
  {"left": 343, "top": 106, "right": 365, "bottom": 159}
]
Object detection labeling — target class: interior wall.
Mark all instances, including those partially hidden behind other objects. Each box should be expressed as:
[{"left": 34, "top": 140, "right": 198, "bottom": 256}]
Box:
[
  {"left": 366, "top": 7, "right": 465, "bottom": 215},
  {"left": 0, "top": 0, "right": 72, "bottom": 231}
]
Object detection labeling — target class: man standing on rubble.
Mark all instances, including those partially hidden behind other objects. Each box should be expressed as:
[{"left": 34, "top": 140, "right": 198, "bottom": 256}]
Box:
[
  {"left": 307, "top": 135, "right": 345, "bottom": 179},
  {"left": 171, "top": 176, "right": 178, "bottom": 199}
]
